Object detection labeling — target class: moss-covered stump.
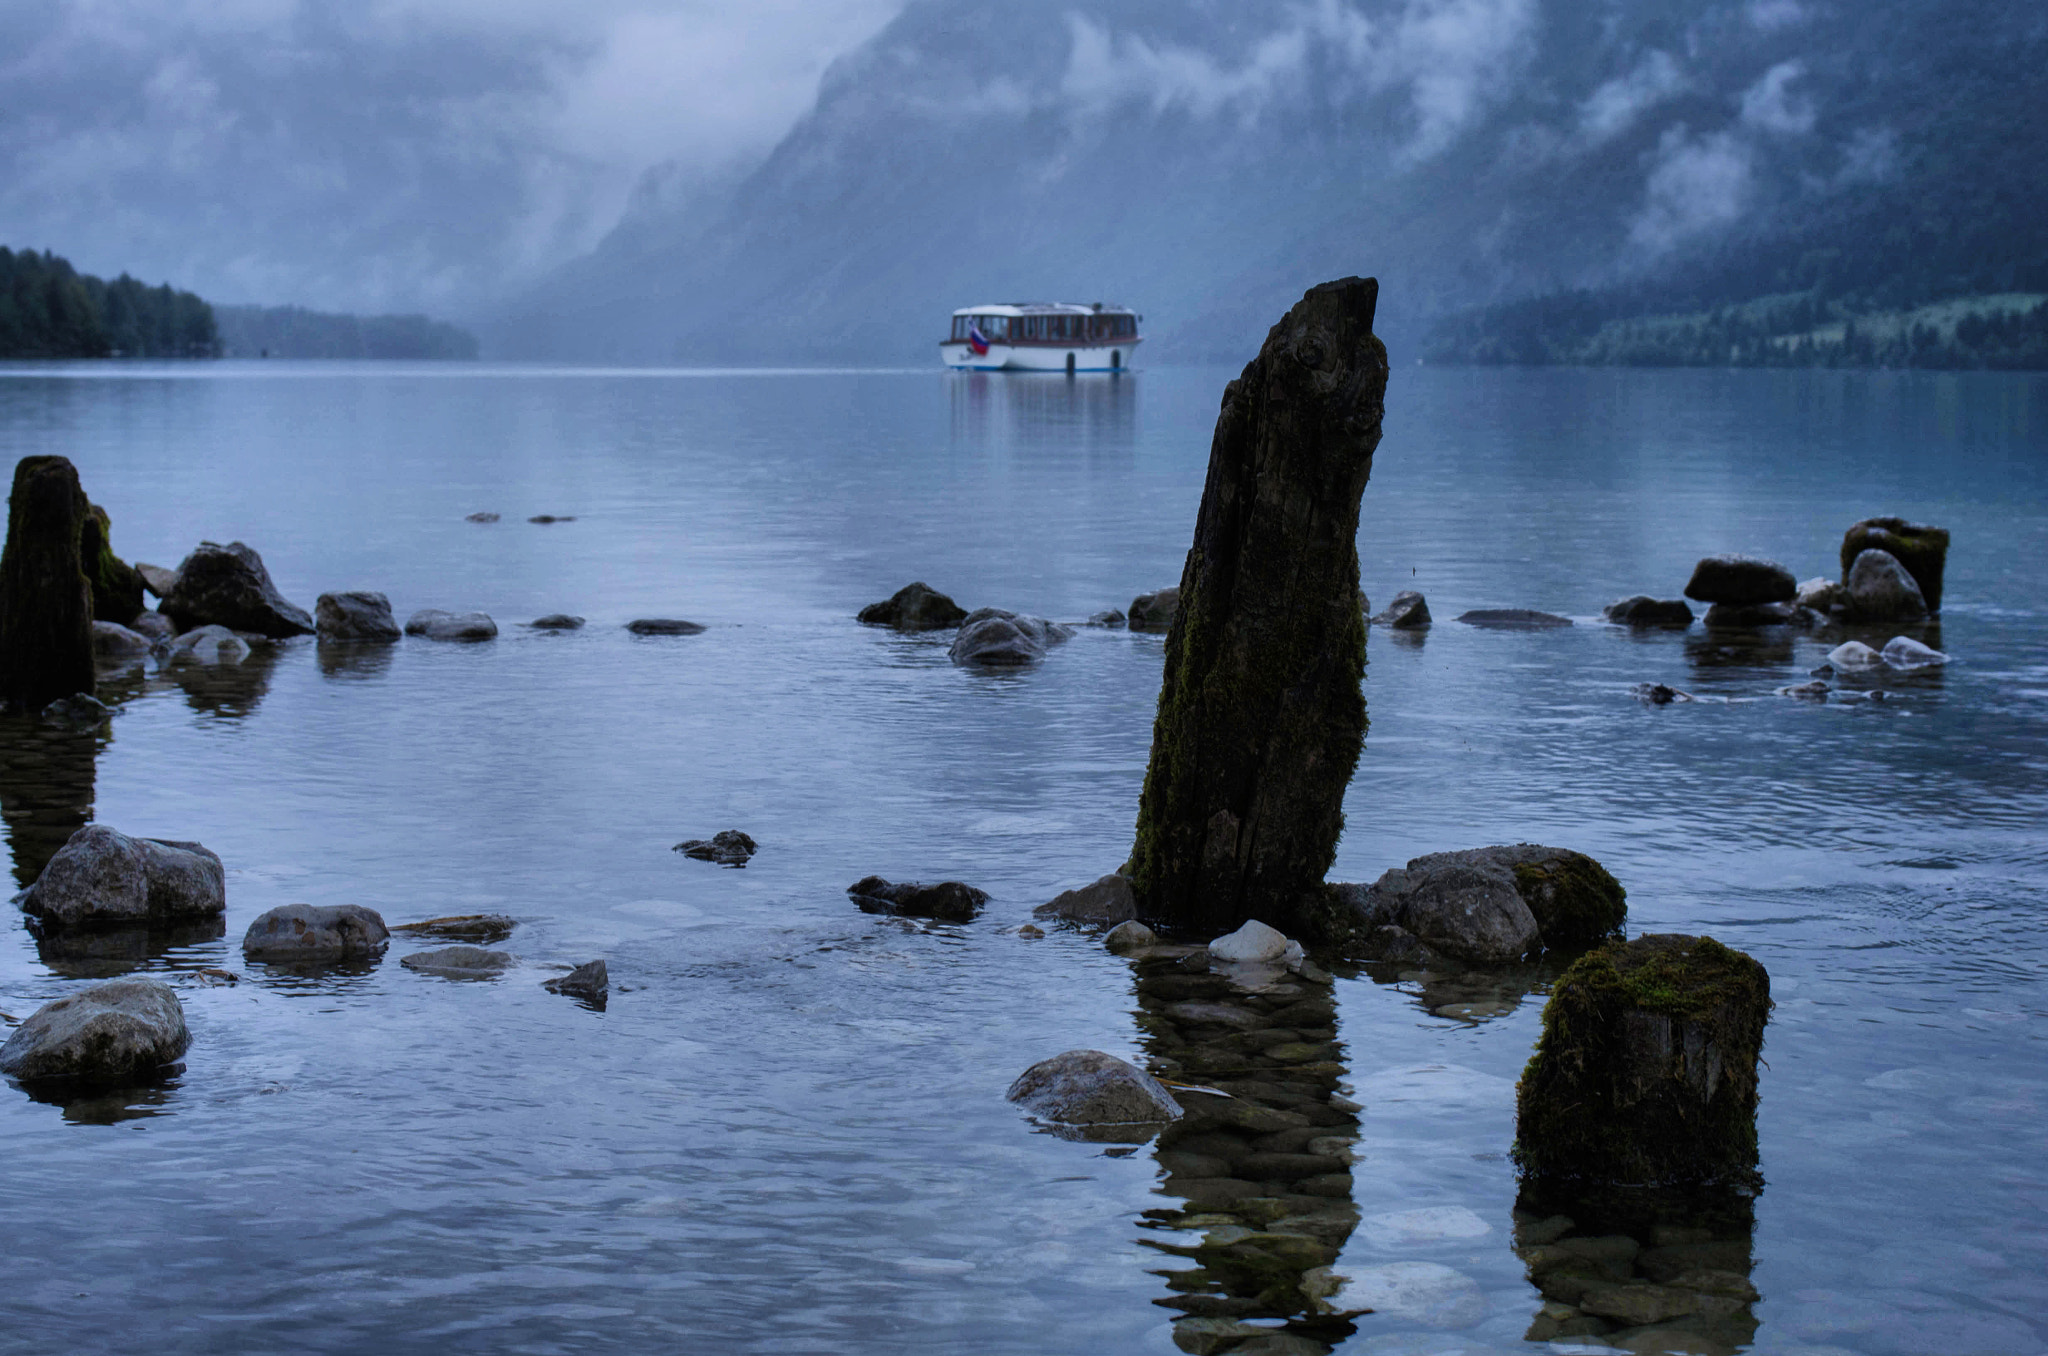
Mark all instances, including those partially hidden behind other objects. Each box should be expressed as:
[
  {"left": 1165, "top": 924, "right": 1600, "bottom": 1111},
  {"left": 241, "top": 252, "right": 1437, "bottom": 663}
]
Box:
[
  {"left": 1516, "top": 935, "right": 1770, "bottom": 1189},
  {"left": 0, "top": 456, "right": 96, "bottom": 711},
  {"left": 1840, "top": 517, "right": 1948, "bottom": 613},
  {"left": 79, "top": 504, "right": 145, "bottom": 623},
  {"left": 1130, "top": 278, "right": 1387, "bottom": 936}
]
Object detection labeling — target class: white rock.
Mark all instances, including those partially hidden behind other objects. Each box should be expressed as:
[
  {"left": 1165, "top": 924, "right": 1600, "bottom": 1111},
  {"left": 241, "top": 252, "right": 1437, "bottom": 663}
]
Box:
[
  {"left": 1826, "top": 640, "right": 1884, "bottom": 671},
  {"left": 166, "top": 623, "right": 250, "bottom": 665},
  {"left": 1103, "top": 920, "right": 1157, "bottom": 954},
  {"left": 1318, "top": 1261, "right": 1486, "bottom": 1327},
  {"left": 1207, "top": 918, "right": 1292, "bottom": 963},
  {"left": 1880, "top": 635, "right": 1949, "bottom": 668},
  {"left": 1361, "top": 1206, "right": 1493, "bottom": 1250}
]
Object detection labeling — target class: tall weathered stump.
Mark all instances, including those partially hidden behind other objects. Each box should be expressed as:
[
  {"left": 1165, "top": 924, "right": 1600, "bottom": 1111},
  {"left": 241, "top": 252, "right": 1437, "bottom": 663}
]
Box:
[
  {"left": 1516, "top": 934, "right": 1771, "bottom": 1189},
  {"left": 80, "top": 504, "right": 145, "bottom": 623},
  {"left": 0, "top": 456, "right": 96, "bottom": 711},
  {"left": 1130, "top": 277, "right": 1387, "bottom": 935}
]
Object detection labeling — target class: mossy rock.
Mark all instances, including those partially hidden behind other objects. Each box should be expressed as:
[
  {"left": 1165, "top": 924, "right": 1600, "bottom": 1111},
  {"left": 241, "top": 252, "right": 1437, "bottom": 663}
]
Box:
[
  {"left": 1515, "top": 934, "right": 1770, "bottom": 1189},
  {"left": 1840, "top": 517, "right": 1948, "bottom": 613},
  {"left": 79, "top": 504, "right": 145, "bottom": 624},
  {"left": 1511, "top": 852, "right": 1627, "bottom": 949}
]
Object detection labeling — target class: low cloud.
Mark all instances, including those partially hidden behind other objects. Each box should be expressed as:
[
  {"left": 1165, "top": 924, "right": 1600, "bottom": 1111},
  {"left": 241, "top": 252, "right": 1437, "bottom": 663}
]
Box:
[
  {"left": 1629, "top": 126, "right": 1753, "bottom": 252},
  {"left": 1577, "top": 49, "right": 1687, "bottom": 146},
  {"left": 1739, "top": 60, "right": 1815, "bottom": 135}
]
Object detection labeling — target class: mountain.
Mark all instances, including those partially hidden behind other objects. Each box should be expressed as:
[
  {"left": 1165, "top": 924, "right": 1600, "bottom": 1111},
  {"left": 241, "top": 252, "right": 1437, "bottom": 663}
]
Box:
[{"left": 489, "top": 0, "right": 2046, "bottom": 367}]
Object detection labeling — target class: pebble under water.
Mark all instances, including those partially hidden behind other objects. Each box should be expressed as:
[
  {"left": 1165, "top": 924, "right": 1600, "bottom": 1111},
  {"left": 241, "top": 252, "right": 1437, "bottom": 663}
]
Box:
[{"left": 0, "top": 361, "right": 2042, "bottom": 1355}]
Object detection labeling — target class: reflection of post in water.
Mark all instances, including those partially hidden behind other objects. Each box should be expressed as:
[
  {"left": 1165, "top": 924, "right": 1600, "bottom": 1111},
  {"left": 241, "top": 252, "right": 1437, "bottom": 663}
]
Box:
[
  {"left": 0, "top": 714, "right": 101, "bottom": 889},
  {"left": 1126, "top": 944, "right": 1363, "bottom": 1352},
  {"left": 164, "top": 640, "right": 281, "bottom": 717}
]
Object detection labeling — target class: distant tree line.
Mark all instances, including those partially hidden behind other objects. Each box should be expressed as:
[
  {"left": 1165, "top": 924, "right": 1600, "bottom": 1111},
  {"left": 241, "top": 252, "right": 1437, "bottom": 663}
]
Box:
[
  {"left": 214, "top": 306, "right": 478, "bottom": 360},
  {"left": 0, "top": 247, "right": 219, "bottom": 358}
]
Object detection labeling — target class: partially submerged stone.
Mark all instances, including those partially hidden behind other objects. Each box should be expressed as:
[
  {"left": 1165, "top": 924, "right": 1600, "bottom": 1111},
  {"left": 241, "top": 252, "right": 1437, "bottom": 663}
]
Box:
[
  {"left": 1033, "top": 873, "right": 1136, "bottom": 924},
  {"left": 41, "top": 692, "right": 110, "bottom": 728},
  {"left": 1104, "top": 920, "right": 1158, "bottom": 953},
  {"left": 674, "top": 830, "right": 757, "bottom": 866},
  {"left": 1702, "top": 601, "right": 1797, "bottom": 629},
  {"left": 126, "top": 610, "right": 175, "bottom": 642},
  {"left": 0, "top": 455, "right": 96, "bottom": 711},
  {"left": 1632, "top": 683, "right": 1693, "bottom": 705},
  {"left": 405, "top": 608, "right": 498, "bottom": 641},
  {"left": 400, "top": 945, "right": 515, "bottom": 978},
  {"left": 464, "top": 511, "right": 500, "bottom": 524},
  {"left": 163, "top": 541, "right": 314, "bottom": 638},
  {"left": 626, "top": 618, "right": 705, "bottom": 635},
  {"left": 242, "top": 903, "right": 390, "bottom": 962},
  {"left": 166, "top": 624, "right": 250, "bottom": 665},
  {"left": 1795, "top": 577, "right": 1847, "bottom": 613},
  {"left": 1207, "top": 919, "right": 1293, "bottom": 963},
  {"left": 1515, "top": 934, "right": 1770, "bottom": 1188},
  {"left": 1006, "top": 1049, "right": 1182, "bottom": 1125},
  {"left": 0, "top": 979, "right": 190, "bottom": 1084},
  {"left": 20, "top": 824, "right": 226, "bottom": 929},
  {"left": 315, "top": 591, "right": 401, "bottom": 642},
  {"left": 528, "top": 614, "right": 585, "bottom": 630},
  {"left": 1841, "top": 517, "right": 1947, "bottom": 612},
  {"left": 1370, "top": 589, "right": 1432, "bottom": 628},
  {"left": 947, "top": 608, "right": 1072, "bottom": 666},
  {"left": 1127, "top": 586, "right": 1181, "bottom": 633},
  {"left": 1826, "top": 640, "right": 1883, "bottom": 672},
  {"left": 543, "top": 959, "right": 608, "bottom": 1002},
  {"left": 91, "top": 620, "right": 153, "bottom": 660},
  {"left": 1330, "top": 845, "right": 1624, "bottom": 961},
  {"left": 1086, "top": 608, "right": 1125, "bottom": 628},
  {"left": 1880, "top": 635, "right": 1948, "bottom": 668},
  {"left": 1843, "top": 548, "right": 1928, "bottom": 622},
  {"left": 857, "top": 581, "right": 967, "bottom": 631},
  {"left": 1683, "top": 556, "right": 1795, "bottom": 607},
  {"left": 1457, "top": 609, "right": 1572, "bottom": 628},
  {"left": 392, "top": 914, "right": 517, "bottom": 943},
  {"left": 848, "top": 875, "right": 988, "bottom": 922}
]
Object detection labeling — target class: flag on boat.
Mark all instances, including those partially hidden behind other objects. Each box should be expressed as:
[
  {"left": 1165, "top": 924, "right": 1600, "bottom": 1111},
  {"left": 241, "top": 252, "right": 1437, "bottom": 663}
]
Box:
[{"left": 967, "top": 323, "right": 990, "bottom": 356}]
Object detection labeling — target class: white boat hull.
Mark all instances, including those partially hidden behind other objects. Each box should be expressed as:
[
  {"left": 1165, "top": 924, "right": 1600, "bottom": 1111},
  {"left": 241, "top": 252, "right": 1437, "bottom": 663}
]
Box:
[{"left": 941, "top": 339, "right": 1140, "bottom": 372}]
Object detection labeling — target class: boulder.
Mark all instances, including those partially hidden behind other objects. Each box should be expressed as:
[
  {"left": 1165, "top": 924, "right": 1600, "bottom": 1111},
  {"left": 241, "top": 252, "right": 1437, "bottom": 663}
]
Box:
[
  {"left": 1457, "top": 609, "right": 1573, "bottom": 628},
  {"left": 79, "top": 504, "right": 145, "bottom": 623},
  {"left": 1843, "top": 548, "right": 1928, "bottom": 622},
  {"left": 1335, "top": 844, "right": 1624, "bottom": 960},
  {"left": 1702, "top": 601, "right": 1797, "bottom": 629},
  {"left": 1841, "top": 517, "right": 1948, "bottom": 612},
  {"left": 527, "top": 514, "right": 575, "bottom": 524},
  {"left": 1825, "top": 640, "right": 1884, "bottom": 671},
  {"left": 1880, "top": 635, "right": 1948, "bottom": 668},
  {"left": 1795, "top": 577, "right": 1847, "bottom": 613},
  {"left": 1515, "top": 934, "right": 1770, "bottom": 1188},
  {"left": 41, "top": 693, "right": 110, "bottom": 728},
  {"left": 626, "top": 618, "right": 705, "bottom": 635},
  {"left": 1127, "top": 586, "right": 1181, "bottom": 633},
  {"left": 1370, "top": 590, "right": 1432, "bottom": 628},
  {"left": 543, "top": 959, "right": 608, "bottom": 1002},
  {"left": 162, "top": 541, "right": 314, "bottom": 638},
  {"left": 1632, "top": 683, "right": 1692, "bottom": 705},
  {"left": 400, "top": 945, "right": 514, "bottom": 977},
  {"left": 1104, "top": 920, "right": 1158, "bottom": 953},
  {"left": 857, "top": 582, "right": 967, "bottom": 631},
  {"left": 1208, "top": 919, "right": 1293, "bottom": 963},
  {"left": 1778, "top": 680, "right": 1829, "bottom": 700},
  {"left": 528, "top": 614, "right": 585, "bottom": 630},
  {"left": 947, "top": 608, "right": 1072, "bottom": 666},
  {"left": 20, "top": 824, "right": 226, "bottom": 929},
  {"left": 1130, "top": 279, "right": 1383, "bottom": 936},
  {"left": 91, "top": 620, "right": 153, "bottom": 660},
  {"left": 1005, "top": 1049, "right": 1182, "bottom": 1125},
  {"left": 392, "top": 914, "right": 516, "bottom": 942},
  {"left": 1086, "top": 609, "right": 1126, "bottom": 628},
  {"left": 674, "top": 830, "right": 757, "bottom": 866},
  {"left": 1682, "top": 555, "right": 1796, "bottom": 607},
  {"left": 242, "top": 903, "right": 391, "bottom": 962},
  {"left": 1604, "top": 597, "right": 1693, "bottom": 628},
  {"left": 0, "top": 979, "right": 189, "bottom": 1084},
  {"left": 165, "top": 624, "right": 250, "bottom": 665},
  {"left": 1034, "top": 873, "right": 1137, "bottom": 924},
  {"left": 404, "top": 609, "right": 498, "bottom": 641},
  {"left": 135, "top": 562, "right": 179, "bottom": 598},
  {"left": 847, "top": 875, "right": 988, "bottom": 922},
  {"left": 0, "top": 455, "right": 96, "bottom": 710},
  {"left": 315, "top": 591, "right": 401, "bottom": 642},
  {"left": 464, "top": 511, "right": 500, "bottom": 523},
  {"left": 126, "top": 610, "right": 176, "bottom": 642}
]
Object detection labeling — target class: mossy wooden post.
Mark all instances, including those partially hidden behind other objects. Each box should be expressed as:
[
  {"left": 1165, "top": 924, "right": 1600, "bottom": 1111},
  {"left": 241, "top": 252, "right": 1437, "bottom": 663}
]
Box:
[
  {"left": 1515, "top": 934, "right": 1771, "bottom": 1188},
  {"left": 80, "top": 504, "right": 144, "bottom": 623},
  {"left": 1130, "top": 277, "right": 1387, "bottom": 935},
  {"left": 0, "top": 456, "right": 96, "bottom": 711}
]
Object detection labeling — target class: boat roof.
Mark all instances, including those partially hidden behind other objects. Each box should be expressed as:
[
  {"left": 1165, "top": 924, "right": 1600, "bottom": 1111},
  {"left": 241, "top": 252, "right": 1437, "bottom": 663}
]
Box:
[{"left": 952, "top": 302, "right": 1136, "bottom": 317}]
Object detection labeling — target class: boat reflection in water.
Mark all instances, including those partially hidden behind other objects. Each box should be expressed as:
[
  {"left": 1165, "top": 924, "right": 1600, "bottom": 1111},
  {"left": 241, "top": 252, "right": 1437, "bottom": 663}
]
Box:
[{"left": 947, "top": 367, "right": 1137, "bottom": 460}]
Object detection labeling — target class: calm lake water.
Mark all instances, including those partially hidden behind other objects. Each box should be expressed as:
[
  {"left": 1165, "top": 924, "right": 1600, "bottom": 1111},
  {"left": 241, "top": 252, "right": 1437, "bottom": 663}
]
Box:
[{"left": 0, "top": 361, "right": 2042, "bottom": 1356}]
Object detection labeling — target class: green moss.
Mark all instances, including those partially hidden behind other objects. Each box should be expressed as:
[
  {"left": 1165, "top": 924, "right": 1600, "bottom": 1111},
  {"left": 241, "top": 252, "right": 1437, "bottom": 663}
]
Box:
[
  {"left": 78, "top": 504, "right": 143, "bottom": 623},
  {"left": 1840, "top": 517, "right": 1949, "bottom": 612},
  {"left": 1514, "top": 934, "right": 1771, "bottom": 1189},
  {"left": 1514, "top": 853, "right": 1628, "bottom": 950}
]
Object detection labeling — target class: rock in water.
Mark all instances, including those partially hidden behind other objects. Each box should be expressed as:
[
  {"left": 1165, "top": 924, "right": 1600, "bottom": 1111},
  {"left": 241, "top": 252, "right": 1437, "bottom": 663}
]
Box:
[
  {"left": 79, "top": 504, "right": 145, "bottom": 623},
  {"left": 162, "top": 541, "right": 314, "bottom": 637},
  {"left": 1826, "top": 640, "right": 1884, "bottom": 671},
  {"left": 405, "top": 609, "right": 498, "bottom": 641},
  {"left": 947, "top": 608, "right": 1072, "bottom": 666},
  {"left": 135, "top": 562, "right": 179, "bottom": 598},
  {"left": 1843, "top": 548, "right": 1928, "bottom": 622},
  {"left": 1328, "top": 844, "right": 1625, "bottom": 960},
  {"left": 1006, "top": 1049, "right": 1182, "bottom": 1125},
  {"left": 1371, "top": 590, "right": 1432, "bottom": 628},
  {"left": 1033, "top": 873, "right": 1137, "bottom": 924},
  {"left": 315, "top": 591, "right": 402, "bottom": 642},
  {"left": 674, "top": 830, "right": 757, "bottom": 866},
  {"left": 1841, "top": 517, "right": 1947, "bottom": 612},
  {"left": 464, "top": 511, "right": 500, "bottom": 524},
  {"left": 0, "top": 979, "right": 190, "bottom": 1084},
  {"left": 242, "top": 903, "right": 391, "bottom": 962},
  {"left": 400, "top": 945, "right": 515, "bottom": 977},
  {"left": 1514, "top": 934, "right": 1770, "bottom": 1188},
  {"left": 20, "top": 824, "right": 226, "bottom": 928},
  {"left": 857, "top": 582, "right": 967, "bottom": 630},
  {"left": 127, "top": 610, "right": 175, "bottom": 642},
  {"left": 1880, "top": 635, "right": 1949, "bottom": 668},
  {"left": 626, "top": 618, "right": 706, "bottom": 635},
  {"left": 0, "top": 456, "right": 96, "bottom": 711},
  {"left": 1126, "top": 586, "right": 1181, "bottom": 633},
  {"left": 1207, "top": 918, "right": 1294, "bottom": 963},
  {"left": 165, "top": 624, "right": 250, "bottom": 665},
  {"left": 392, "top": 914, "right": 516, "bottom": 942},
  {"left": 1130, "top": 278, "right": 1386, "bottom": 936},
  {"left": 544, "top": 959, "right": 608, "bottom": 1002},
  {"left": 1683, "top": 556, "right": 1796, "bottom": 607},
  {"left": 846, "top": 875, "right": 988, "bottom": 921},
  {"left": 1457, "top": 608, "right": 1572, "bottom": 629},
  {"left": 1604, "top": 597, "right": 1693, "bottom": 628},
  {"left": 91, "top": 620, "right": 153, "bottom": 660},
  {"left": 528, "top": 614, "right": 585, "bottom": 630},
  {"left": 1103, "top": 920, "right": 1158, "bottom": 953}
]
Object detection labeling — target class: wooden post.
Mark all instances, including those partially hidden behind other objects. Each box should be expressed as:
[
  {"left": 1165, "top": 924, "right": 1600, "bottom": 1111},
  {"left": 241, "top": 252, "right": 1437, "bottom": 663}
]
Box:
[{"left": 0, "top": 456, "right": 96, "bottom": 711}]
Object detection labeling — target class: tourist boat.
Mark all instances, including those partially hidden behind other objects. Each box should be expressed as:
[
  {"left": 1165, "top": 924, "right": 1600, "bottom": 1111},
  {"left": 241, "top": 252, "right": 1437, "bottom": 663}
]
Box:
[{"left": 941, "top": 302, "right": 1142, "bottom": 372}]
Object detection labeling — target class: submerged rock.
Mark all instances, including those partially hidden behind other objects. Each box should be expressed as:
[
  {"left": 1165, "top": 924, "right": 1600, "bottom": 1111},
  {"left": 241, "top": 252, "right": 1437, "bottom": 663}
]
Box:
[
  {"left": 126, "top": 610, "right": 176, "bottom": 642},
  {"left": 315, "top": 591, "right": 401, "bottom": 642},
  {"left": 1333, "top": 845, "right": 1625, "bottom": 960},
  {"left": 543, "top": 959, "right": 608, "bottom": 1002},
  {"left": 847, "top": 875, "right": 988, "bottom": 922},
  {"left": 857, "top": 582, "right": 967, "bottom": 631},
  {"left": 1880, "top": 635, "right": 1949, "bottom": 668},
  {"left": 0, "top": 978, "right": 190, "bottom": 1084},
  {"left": 392, "top": 914, "right": 516, "bottom": 943},
  {"left": 528, "top": 614, "right": 585, "bottom": 630},
  {"left": 527, "top": 514, "right": 575, "bottom": 524},
  {"left": 1127, "top": 586, "right": 1181, "bottom": 633},
  {"left": 1702, "top": 601, "right": 1797, "bottom": 629},
  {"left": 162, "top": 541, "right": 314, "bottom": 638},
  {"left": 1777, "top": 680, "right": 1829, "bottom": 700},
  {"left": 91, "top": 621, "right": 152, "bottom": 660},
  {"left": 0, "top": 455, "right": 96, "bottom": 710},
  {"left": 1844, "top": 548, "right": 1928, "bottom": 622},
  {"left": 1086, "top": 608, "right": 1126, "bottom": 628},
  {"left": 1605, "top": 596, "right": 1694, "bottom": 628},
  {"left": 1841, "top": 517, "right": 1948, "bottom": 612},
  {"left": 1104, "top": 920, "right": 1158, "bottom": 953},
  {"left": 400, "top": 945, "right": 514, "bottom": 978},
  {"left": 1683, "top": 555, "right": 1795, "bottom": 607},
  {"left": 1370, "top": 590, "right": 1432, "bottom": 628},
  {"left": 1034, "top": 873, "right": 1137, "bottom": 925},
  {"left": 1826, "top": 640, "right": 1884, "bottom": 671},
  {"left": 404, "top": 609, "right": 498, "bottom": 641},
  {"left": 1632, "top": 683, "right": 1693, "bottom": 705},
  {"left": 242, "top": 903, "right": 391, "bottom": 962},
  {"left": 166, "top": 624, "right": 250, "bottom": 665},
  {"left": 1207, "top": 919, "right": 1295, "bottom": 964},
  {"left": 626, "top": 618, "right": 705, "bottom": 636},
  {"left": 464, "top": 511, "right": 500, "bottom": 524},
  {"left": 1457, "top": 608, "right": 1572, "bottom": 628},
  {"left": 21, "top": 825, "right": 226, "bottom": 929},
  {"left": 41, "top": 692, "right": 110, "bottom": 727},
  {"left": 1006, "top": 1049, "right": 1182, "bottom": 1125},
  {"left": 674, "top": 830, "right": 757, "bottom": 866},
  {"left": 947, "top": 608, "right": 1072, "bottom": 666}
]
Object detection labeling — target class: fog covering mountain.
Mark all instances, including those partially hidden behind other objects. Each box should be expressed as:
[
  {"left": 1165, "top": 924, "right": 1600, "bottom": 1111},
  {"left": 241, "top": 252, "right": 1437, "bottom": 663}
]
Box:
[{"left": 491, "top": 0, "right": 2047, "bottom": 365}]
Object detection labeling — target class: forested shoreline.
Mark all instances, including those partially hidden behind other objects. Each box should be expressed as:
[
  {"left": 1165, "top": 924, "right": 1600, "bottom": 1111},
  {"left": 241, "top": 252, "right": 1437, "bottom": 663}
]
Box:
[
  {"left": 214, "top": 305, "right": 477, "bottom": 360},
  {"left": 0, "top": 247, "right": 218, "bottom": 358}
]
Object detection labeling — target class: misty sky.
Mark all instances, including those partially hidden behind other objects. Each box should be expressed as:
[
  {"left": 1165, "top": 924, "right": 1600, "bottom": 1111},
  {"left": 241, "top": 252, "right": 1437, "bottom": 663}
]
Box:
[{"left": 0, "top": 0, "right": 904, "bottom": 315}]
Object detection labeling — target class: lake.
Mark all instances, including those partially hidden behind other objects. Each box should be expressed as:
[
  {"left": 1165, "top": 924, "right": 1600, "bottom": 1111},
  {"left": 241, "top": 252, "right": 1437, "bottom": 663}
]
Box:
[{"left": 0, "top": 361, "right": 2042, "bottom": 1355}]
